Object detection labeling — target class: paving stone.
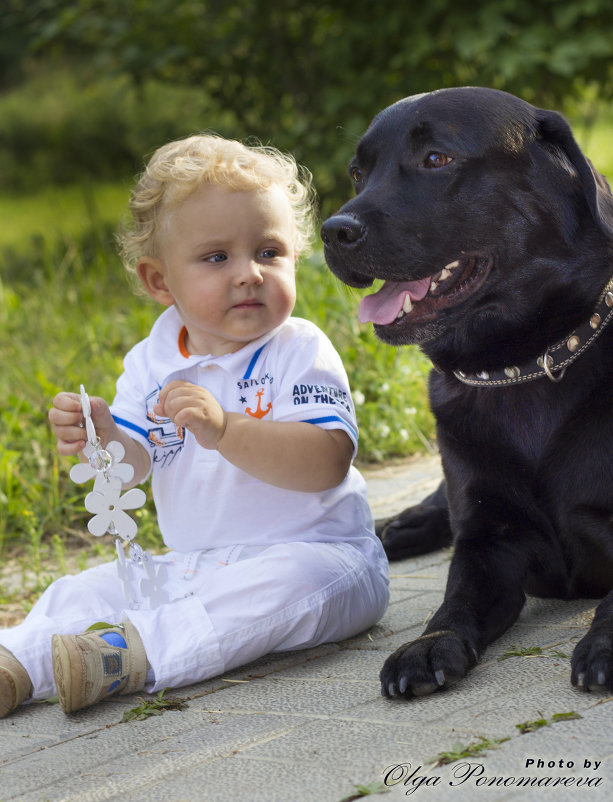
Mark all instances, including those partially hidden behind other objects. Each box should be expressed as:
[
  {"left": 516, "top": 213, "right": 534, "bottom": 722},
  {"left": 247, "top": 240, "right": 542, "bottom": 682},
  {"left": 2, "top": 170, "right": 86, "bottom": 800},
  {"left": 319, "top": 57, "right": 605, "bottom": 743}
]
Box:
[{"left": 2, "top": 455, "right": 612, "bottom": 802}]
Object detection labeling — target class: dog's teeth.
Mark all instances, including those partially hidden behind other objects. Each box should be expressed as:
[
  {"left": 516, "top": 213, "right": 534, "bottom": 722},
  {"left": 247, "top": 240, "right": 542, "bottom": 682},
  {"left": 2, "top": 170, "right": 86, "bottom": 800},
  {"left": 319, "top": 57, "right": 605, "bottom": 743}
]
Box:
[
  {"left": 430, "top": 280, "right": 439, "bottom": 292},
  {"left": 396, "top": 309, "right": 405, "bottom": 320},
  {"left": 439, "top": 268, "right": 452, "bottom": 281},
  {"left": 402, "top": 296, "right": 413, "bottom": 314},
  {"left": 445, "top": 260, "right": 460, "bottom": 270}
]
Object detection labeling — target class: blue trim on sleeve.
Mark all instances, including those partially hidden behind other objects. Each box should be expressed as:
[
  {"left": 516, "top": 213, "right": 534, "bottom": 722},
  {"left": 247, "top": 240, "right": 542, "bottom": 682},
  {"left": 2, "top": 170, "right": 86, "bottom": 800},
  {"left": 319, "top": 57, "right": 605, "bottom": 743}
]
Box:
[
  {"left": 302, "top": 415, "right": 358, "bottom": 442},
  {"left": 243, "top": 345, "right": 266, "bottom": 379},
  {"left": 112, "top": 415, "right": 149, "bottom": 441}
]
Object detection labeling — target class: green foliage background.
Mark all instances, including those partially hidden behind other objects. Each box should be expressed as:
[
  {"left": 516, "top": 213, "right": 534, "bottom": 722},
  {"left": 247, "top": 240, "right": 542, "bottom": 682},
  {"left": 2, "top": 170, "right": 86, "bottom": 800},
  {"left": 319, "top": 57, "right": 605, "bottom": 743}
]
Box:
[
  {"left": 2, "top": 0, "right": 613, "bottom": 574},
  {"left": 3, "top": 0, "right": 613, "bottom": 210}
]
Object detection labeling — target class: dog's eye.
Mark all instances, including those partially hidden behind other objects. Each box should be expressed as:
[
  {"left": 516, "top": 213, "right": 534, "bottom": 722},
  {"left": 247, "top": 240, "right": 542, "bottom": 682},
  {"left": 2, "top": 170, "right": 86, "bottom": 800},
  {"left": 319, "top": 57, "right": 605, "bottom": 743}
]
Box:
[
  {"left": 424, "top": 152, "right": 453, "bottom": 169},
  {"left": 350, "top": 166, "right": 363, "bottom": 183}
]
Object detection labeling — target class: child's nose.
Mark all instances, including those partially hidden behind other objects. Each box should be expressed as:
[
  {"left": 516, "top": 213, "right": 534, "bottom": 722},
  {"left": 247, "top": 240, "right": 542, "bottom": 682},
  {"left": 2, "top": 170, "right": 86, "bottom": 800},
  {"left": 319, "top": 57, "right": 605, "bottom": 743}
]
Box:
[{"left": 236, "top": 259, "right": 264, "bottom": 285}]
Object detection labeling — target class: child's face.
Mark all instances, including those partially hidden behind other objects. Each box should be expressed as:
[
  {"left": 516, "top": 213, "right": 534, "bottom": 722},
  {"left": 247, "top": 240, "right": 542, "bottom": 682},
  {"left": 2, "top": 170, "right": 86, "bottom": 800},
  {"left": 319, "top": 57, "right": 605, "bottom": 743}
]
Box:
[{"left": 140, "top": 184, "right": 298, "bottom": 356}]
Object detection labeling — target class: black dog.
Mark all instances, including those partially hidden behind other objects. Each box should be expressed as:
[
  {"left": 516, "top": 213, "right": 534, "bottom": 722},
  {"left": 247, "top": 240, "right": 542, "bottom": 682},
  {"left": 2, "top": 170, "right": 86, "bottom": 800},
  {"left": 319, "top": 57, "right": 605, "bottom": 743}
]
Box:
[{"left": 321, "top": 87, "right": 613, "bottom": 699}]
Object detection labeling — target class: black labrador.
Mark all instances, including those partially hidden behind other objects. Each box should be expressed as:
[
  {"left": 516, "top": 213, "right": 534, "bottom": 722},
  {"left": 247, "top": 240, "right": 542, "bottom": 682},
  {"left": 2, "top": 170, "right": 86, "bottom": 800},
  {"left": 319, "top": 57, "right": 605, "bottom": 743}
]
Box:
[{"left": 321, "top": 87, "right": 613, "bottom": 699}]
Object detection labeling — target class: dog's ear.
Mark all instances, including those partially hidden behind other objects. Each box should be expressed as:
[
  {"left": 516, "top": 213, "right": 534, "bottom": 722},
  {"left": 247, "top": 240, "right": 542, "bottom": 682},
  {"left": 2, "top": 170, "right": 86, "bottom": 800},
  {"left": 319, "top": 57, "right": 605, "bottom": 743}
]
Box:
[{"left": 536, "top": 110, "right": 613, "bottom": 235}]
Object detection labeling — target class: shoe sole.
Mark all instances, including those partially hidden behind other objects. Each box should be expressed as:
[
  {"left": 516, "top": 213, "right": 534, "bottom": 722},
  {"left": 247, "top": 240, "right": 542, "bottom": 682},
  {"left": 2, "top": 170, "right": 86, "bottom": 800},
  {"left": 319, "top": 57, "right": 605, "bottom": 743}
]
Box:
[{"left": 51, "top": 634, "right": 75, "bottom": 714}]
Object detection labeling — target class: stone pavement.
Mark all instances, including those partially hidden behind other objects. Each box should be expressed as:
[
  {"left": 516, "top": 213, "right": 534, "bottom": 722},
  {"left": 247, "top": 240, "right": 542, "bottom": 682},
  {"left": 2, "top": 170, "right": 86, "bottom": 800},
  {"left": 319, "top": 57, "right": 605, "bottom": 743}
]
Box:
[{"left": 1, "top": 454, "right": 612, "bottom": 801}]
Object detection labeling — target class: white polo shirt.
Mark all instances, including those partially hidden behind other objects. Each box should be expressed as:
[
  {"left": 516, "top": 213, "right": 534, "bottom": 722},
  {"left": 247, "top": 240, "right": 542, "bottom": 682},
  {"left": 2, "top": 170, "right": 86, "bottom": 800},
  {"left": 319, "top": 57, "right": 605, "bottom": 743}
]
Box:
[{"left": 110, "top": 307, "right": 376, "bottom": 553}]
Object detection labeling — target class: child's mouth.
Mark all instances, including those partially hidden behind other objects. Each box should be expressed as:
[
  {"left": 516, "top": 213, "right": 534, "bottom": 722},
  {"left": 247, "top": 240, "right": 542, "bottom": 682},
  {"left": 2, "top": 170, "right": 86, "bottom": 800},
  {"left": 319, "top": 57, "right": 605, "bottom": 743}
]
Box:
[{"left": 234, "top": 301, "right": 262, "bottom": 309}]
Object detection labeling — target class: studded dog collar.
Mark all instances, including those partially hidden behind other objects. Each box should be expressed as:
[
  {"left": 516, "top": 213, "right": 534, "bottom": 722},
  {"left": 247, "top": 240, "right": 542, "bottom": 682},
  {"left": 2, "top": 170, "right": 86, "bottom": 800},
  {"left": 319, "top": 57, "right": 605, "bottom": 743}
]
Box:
[{"left": 452, "top": 273, "right": 613, "bottom": 387}]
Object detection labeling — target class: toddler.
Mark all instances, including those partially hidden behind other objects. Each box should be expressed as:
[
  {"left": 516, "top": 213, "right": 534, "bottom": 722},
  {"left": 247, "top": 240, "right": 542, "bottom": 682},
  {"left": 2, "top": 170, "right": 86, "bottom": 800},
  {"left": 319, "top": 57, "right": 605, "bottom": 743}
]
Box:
[{"left": 0, "top": 135, "right": 389, "bottom": 717}]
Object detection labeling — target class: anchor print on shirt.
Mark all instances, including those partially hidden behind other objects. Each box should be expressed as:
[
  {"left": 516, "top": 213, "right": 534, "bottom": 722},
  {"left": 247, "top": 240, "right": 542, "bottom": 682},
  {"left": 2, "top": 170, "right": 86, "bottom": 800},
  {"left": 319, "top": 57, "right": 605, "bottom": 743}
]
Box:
[{"left": 245, "top": 388, "right": 272, "bottom": 419}]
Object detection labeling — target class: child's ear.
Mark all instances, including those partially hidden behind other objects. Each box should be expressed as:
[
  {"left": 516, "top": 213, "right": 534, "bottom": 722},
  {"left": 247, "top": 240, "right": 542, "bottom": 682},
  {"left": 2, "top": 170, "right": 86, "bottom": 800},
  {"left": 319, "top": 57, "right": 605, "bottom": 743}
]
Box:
[{"left": 137, "top": 258, "right": 175, "bottom": 306}]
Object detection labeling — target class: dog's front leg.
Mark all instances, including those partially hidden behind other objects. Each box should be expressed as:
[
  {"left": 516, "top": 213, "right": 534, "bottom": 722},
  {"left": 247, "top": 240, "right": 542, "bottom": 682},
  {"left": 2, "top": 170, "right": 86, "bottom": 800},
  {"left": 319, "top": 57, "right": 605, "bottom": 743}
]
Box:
[
  {"left": 375, "top": 481, "right": 452, "bottom": 560},
  {"left": 380, "top": 535, "right": 527, "bottom": 699},
  {"left": 571, "top": 591, "right": 613, "bottom": 692}
]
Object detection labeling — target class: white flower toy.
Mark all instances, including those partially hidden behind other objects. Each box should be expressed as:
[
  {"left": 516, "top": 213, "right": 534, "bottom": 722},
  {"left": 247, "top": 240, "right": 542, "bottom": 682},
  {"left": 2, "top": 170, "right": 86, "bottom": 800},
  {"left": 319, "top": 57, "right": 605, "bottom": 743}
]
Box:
[
  {"left": 70, "top": 440, "right": 134, "bottom": 492},
  {"left": 71, "top": 385, "right": 168, "bottom": 609},
  {"left": 84, "top": 484, "right": 145, "bottom": 540}
]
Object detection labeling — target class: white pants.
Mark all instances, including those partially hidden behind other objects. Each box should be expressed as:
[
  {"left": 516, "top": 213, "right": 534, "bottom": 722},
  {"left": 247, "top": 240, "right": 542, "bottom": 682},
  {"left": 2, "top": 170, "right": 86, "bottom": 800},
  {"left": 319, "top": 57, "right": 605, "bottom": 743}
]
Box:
[{"left": 0, "top": 539, "right": 389, "bottom": 700}]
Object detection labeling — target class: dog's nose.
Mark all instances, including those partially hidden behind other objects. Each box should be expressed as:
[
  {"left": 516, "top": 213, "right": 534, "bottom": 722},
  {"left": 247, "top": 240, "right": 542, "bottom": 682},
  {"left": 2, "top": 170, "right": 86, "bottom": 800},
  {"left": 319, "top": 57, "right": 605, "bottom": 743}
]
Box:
[{"left": 321, "top": 214, "right": 365, "bottom": 247}]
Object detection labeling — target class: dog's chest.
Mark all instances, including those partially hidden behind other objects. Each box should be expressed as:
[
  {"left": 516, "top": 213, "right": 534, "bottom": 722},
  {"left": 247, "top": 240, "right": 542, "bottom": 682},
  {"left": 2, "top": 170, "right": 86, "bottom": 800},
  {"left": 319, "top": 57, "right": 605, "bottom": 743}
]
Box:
[{"left": 434, "top": 381, "right": 567, "bottom": 466}]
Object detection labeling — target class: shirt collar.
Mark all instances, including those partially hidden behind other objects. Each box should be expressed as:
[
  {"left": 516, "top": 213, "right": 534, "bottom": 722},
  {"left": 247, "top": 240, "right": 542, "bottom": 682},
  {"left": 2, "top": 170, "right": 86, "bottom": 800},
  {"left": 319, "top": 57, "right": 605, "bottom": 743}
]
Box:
[{"left": 148, "top": 306, "right": 281, "bottom": 384}]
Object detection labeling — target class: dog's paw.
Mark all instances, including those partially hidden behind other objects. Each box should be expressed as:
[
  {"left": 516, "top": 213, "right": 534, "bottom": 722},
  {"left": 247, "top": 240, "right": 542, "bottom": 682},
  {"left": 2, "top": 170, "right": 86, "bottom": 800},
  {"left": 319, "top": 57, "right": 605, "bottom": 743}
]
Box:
[
  {"left": 376, "top": 504, "right": 452, "bottom": 561},
  {"left": 571, "top": 629, "right": 613, "bottom": 692},
  {"left": 379, "top": 630, "right": 478, "bottom": 699}
]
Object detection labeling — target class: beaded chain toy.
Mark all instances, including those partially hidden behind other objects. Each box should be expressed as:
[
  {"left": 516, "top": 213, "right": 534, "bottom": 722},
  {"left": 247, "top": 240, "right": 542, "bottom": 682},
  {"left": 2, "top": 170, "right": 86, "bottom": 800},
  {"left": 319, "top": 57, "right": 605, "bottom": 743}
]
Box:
[{"left": 70, "top": 386, "right": 169, "bottom": 610}]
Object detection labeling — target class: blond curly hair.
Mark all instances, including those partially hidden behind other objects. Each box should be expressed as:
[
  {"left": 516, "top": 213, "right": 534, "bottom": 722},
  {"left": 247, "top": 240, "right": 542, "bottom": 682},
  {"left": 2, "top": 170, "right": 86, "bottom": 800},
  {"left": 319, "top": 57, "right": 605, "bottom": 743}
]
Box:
[{"left": 117, "top": 134, "right": 317, "bottom": 283}]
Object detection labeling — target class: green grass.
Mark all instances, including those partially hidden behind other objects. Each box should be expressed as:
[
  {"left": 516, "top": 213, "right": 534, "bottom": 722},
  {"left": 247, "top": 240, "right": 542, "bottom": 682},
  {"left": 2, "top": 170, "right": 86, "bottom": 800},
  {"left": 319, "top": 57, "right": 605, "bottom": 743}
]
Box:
[
  {"left": 426, "top": 736, "right": 510, "bottom": 767},
  {"left": 0, "top": 182, "right": 131, "bottom": 251},
  {"left": 0, "top": 223, "right": 166, "bottom": 569},
  {"left": 121, "top": 688, "right": 188, "bottom": 723},
  {"left": 498, "top": 644, "right": 570, "bottom": 661},
  {"left": 0, "top": 187, "right": 435, "bottom": 563},
  {"left": 515, "top": 710, "right": 582, "bottom": 735}
]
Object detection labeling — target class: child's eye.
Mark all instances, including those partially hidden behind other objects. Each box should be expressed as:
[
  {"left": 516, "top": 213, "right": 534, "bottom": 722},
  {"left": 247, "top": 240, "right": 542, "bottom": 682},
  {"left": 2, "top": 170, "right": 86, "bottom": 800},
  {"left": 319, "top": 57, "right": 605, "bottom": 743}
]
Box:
[
  {"left": 260, "top": 248, "right": 278, "bottom": 259},
  {"left": 205, "top": 253, "right": 227, "bottom": 263}
]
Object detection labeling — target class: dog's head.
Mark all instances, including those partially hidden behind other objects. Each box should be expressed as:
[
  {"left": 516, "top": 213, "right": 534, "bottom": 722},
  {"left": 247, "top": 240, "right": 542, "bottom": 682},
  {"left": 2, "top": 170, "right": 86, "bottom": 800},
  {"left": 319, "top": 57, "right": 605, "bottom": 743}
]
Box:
[{"left": 322, "top": 87, "right": 613, "bottom": 370}]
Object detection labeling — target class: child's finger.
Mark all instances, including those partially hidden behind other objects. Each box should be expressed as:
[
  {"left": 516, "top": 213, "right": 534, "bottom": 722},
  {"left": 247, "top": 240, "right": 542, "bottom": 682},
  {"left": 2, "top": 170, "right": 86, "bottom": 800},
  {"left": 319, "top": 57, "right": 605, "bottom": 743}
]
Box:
[
  {"left": 55, "top": 438, "right": 87, "bottom": 456},
  {"left": 157, "top": 385, "right": 189, "bottom": 418},
  {"left": 50, "top": 419, "right": 87, "bottom": 443},
  {"left": 48, "top": 405, "right": 82, "bottom": 424},
  {"left": 158, "top": 380, "right": 195, "bottom": 405},
  {"left": 158, "top": 380, "right": 181, "bottom": 400},
  {"left": 51, "top": 391, "right": 82, "bottom": 413},
  {"left": 87, "top": 396, "right": 112, "bottom": 422}
]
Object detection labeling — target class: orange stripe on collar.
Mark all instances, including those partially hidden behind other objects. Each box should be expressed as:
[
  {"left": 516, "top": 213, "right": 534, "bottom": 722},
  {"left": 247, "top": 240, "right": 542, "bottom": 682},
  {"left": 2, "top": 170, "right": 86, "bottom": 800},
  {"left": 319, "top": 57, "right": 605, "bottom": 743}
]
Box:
[{"left": 178, "top": 326, "right": 191, "bottom": 358}]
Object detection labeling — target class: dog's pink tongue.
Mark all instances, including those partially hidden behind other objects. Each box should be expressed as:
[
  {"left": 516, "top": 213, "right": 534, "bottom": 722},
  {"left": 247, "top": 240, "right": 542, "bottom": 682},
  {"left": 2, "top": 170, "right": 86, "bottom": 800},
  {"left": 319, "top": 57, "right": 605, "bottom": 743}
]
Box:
[{"left": 358, "top": 278, "right": 431, "bottom": 324}]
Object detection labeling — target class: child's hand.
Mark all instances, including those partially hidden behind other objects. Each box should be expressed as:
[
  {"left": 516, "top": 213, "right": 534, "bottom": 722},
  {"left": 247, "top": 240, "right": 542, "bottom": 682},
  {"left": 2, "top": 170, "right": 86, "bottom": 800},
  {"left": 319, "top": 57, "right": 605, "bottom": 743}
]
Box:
[
  {"left": 48, "top": 392, "right": 115, "bottom": 456},
  {"left": 155, "top": 380, "right": 227, "bottom": 450}
]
